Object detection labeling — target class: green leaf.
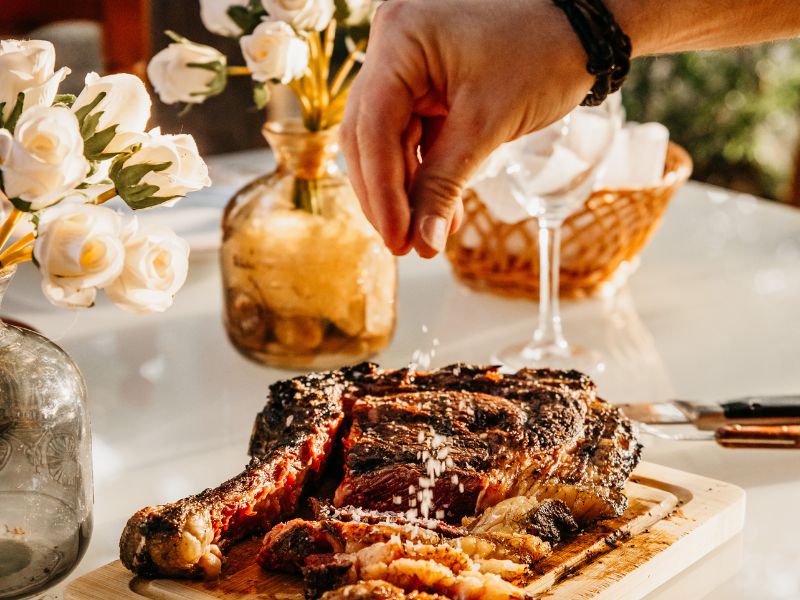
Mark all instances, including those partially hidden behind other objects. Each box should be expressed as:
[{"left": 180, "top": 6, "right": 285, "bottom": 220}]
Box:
[
  {"left": 253, "top": 82, "right": 270, "bottom": 110},
  {"left": 110, "top": 153, "right": 179, "bottom": 209},
  {"left": 53, "top": 94, "right": 77, "bottom": 108},
  {"left": 165, "top": 30, "right": 190, "bottom": 44},
  {"left": 186, "top": 61, "right": 228, "bottom": 99},
  {"left": 9, "top": 196, "right": 32, "bottom": 212},
  {"left": 5, "top": 93, "right": 25, "bottom": 133},
  {"left": 74, "top": 91, "right": 106, "bottom": 129},
  {"left": 84, "top": 124, "right": 120, "bottom": 161},
  {"left": 227, "top": 2, "right": 267, "bottom": 35},
  {"left": 333, "top": 0, "right": 351, "bottom": 22},
  {"left": 79, "top": 110, "right": 103, "bottom": 141}
]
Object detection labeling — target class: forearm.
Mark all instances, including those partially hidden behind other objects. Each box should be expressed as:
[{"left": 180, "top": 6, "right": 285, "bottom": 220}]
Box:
[{"left": 608, "top": 0, "right": 800, "bottom": 57}]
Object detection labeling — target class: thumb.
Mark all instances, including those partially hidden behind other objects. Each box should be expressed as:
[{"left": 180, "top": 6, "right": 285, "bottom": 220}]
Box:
[{"left": 408, "top": 113, "right": 499, "bottom": 258}]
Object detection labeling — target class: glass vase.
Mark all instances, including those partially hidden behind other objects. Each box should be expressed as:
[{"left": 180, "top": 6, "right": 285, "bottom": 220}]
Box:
[
  {"left": 221, "top": 119, "right": 397, "bottom": 370},
  {"left": 0, "top": 266, "right": 93, "bottom": 599}
]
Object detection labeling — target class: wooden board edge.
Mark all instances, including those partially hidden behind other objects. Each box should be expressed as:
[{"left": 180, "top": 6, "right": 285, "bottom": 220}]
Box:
[
  {"left": 65, "top": 462, "right": 746, "bottom": 600},
  {"left": 546, "top": 461, "right": 746, "bottom": 599}
]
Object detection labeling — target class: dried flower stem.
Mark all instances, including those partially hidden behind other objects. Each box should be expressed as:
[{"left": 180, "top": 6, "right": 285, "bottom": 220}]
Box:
[
  {"left": 95, "top": 188, "right": 118, "bottom": 204},
  {"left": 0, "top": 206, "right": 23, "bottom": 252},
  {"left": 0, "top": 233, "right": 34, "bottom": 260},
  {"left": 0, "top": 246, "right": 33, "bottom": 268},
  {"left": 330, "top": 40, "right": 365, "bottom": 98}
]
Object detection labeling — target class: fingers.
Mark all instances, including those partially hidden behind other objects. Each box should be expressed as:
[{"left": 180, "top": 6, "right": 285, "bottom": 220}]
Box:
[
  {"left": 409, "top": 110, "right": 499, "bottom": 258},
  {"left": 341, "top": 75, "right": 375, "bottom": 229}
]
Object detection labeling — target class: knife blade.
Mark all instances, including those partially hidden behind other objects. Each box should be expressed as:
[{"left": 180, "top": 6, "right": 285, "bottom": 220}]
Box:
[{"left": 617, "top": 395, "right": 800, "bottom": 430}]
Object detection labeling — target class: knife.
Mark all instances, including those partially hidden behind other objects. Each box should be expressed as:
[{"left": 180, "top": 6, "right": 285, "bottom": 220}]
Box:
[
  {"left": 636, "top": 422, "right": 800, "bottom": 449},
  {"left": 617, "top": 395, "right": 800, "bottom": 430}
]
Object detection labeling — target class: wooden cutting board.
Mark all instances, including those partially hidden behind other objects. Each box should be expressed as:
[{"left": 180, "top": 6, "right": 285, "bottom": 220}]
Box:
[{"left": 65, "top": 462, "right": 745, "bottom": 600}]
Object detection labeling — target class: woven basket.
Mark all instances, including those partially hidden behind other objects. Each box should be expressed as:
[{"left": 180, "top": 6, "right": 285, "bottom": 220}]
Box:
[{"left": 445, "top": 142, "right": 693, "bottom": 299}]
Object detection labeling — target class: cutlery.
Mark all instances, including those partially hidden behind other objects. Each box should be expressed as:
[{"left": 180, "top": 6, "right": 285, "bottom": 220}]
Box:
[
  {"left": 618, "top": 395, "right": 800, "bottom": 430},
  {"left": 636, "top": 422, "right": 800, "bottom": 449}
]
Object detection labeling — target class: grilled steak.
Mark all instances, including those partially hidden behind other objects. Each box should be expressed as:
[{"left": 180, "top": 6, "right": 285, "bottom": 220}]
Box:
[
  {"left": 121, "top": 363, "right": 640, "bottom": 580},
  {"left": 120, "top": 367, "right": 361, "bottom": 578}
]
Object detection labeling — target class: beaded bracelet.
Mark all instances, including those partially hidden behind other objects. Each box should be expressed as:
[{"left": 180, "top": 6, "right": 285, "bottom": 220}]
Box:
[{"left": 552, "top": 0, "right": 632, "bottom": 107}]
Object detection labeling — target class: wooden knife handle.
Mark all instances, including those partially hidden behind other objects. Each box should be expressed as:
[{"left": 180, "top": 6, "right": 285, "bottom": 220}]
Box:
[{"left": 715, "top": 424, "right": 800, "bottom": 449}]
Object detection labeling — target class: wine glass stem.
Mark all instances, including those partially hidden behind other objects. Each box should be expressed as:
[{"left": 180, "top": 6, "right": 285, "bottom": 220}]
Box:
[{"left": 534, "top": 217, "right": 568, "bottom": 351}]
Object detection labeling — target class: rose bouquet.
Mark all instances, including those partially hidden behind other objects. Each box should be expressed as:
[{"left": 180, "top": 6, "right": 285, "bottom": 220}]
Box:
[
  {"left": 148, "top": 0, "right": 378, "bottom": 132},
  {"left": 0, "top": 40, "right": 211, "bottom": 313}
]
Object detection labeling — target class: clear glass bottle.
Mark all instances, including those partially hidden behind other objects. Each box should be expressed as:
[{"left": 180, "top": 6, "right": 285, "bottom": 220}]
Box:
[
  {"left": 0, "top": 266, "right": 93, "bottom": 600},
  {"left": 221, "top": 119, "right": 397, "bottom": 370}
]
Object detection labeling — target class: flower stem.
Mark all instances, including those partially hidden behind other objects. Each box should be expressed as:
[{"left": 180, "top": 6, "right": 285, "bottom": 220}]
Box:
[
  {"left": 95, "top": 187, "right": 118, "bottom": 204},
  {"left": 226, "top": 66, "right": 252, "bottom": 76},
  {"left": 0, "top": 232, "right": 34, "bottom": 261},
  {"left": 321, "top": 19, "right": 337, "bottom": 91},
  {"left": 330, "top": 40, "right": 365, "bottom": 98},
  {"left": 0, "top": 207, "right": 23, "bottom": 252},
  {"left": 0, "top": 246, "right": 33, "bottom": 269}
]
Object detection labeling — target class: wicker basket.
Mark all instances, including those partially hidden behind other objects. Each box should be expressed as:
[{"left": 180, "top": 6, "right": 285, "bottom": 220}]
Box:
[{"left": 445, "top": 142, "right": 693, "bottom": 299}]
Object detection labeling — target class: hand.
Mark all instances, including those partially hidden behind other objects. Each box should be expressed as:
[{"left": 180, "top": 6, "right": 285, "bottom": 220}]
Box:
[{"left": 341, "top": 0, "right": 593, "bottom": 257}]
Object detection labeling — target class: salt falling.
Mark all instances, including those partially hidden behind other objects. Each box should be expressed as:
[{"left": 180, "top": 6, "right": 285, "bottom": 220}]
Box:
[{"left": 407, "top": 426, "right": 453, "bottom": 520}]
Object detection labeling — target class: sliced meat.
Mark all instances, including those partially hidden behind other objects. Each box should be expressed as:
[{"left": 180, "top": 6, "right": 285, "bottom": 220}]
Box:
[
  {"left": 320, "top": 580, "right": 450, "bottom": 600},
  {"left": 257, "top": 511, "right": 462, "bottom": 572}
]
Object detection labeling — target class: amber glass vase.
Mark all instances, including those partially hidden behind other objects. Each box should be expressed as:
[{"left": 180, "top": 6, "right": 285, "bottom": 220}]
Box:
[{"left": 221, "top": 120, "right": 397, "bottom": 370}]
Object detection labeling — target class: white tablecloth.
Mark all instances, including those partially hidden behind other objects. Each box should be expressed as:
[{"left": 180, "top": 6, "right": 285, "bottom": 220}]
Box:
[{"left": 6, "top": 154, "right": 799, "bottom": 599}]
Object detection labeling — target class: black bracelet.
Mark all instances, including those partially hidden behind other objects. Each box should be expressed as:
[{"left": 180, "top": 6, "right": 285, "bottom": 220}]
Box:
[{"left": 552, "top": 0, "right": 632, "bottom": 107}]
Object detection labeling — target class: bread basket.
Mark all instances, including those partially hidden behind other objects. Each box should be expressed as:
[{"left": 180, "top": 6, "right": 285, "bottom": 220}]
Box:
[{"left": 445, "top": 142, "right": 693, "bottom": 299}]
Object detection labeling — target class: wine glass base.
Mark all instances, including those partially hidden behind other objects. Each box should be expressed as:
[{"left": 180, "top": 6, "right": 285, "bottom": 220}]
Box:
[{"left": 493, "top": 340, "right": 606, "bottom": 376}]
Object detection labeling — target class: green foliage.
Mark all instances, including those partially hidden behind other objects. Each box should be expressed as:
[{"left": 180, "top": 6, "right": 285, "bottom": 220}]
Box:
[
  {"left": 53, "top": 94, "right": 77, "bottom": 108},
  {"left": 227, "top": 0, "right": 267, "bottom": 36},
  {"left": 253, "top": 82, "right": 271, "bottom": 110},
  {"left": 0, "top": 93, "right": 25, "bottom": 133},
  {"left": 186, "top": 61, "right": 228, "bottom": 98},
  {"left": 74, "top": 91, "right": 121, "bottom": 161},
  {"left": 623, "top": 41, "right": 800, "bottom": 200},
  {"left": 110, "top": 146, "right": 177, "bottom": 209}
]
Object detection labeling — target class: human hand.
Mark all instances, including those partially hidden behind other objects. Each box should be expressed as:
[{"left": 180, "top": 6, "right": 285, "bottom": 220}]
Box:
[{"left": 342, "top": 0, "right": 594, "bottom": 257}]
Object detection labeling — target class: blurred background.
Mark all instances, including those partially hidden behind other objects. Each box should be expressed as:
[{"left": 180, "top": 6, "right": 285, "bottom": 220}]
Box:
[{"left": 2, "top": 0, "right": 800, "bottom": 204}]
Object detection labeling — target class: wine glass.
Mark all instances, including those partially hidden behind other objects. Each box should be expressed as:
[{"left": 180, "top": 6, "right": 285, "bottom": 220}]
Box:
[{"left": 493, "top": 97, "right": 622, "bottom": 373}]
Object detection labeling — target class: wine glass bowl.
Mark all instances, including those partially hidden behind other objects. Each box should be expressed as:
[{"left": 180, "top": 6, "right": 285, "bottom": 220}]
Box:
[{"left": 493, "top": 98, "right": 622, "bottom": 373}]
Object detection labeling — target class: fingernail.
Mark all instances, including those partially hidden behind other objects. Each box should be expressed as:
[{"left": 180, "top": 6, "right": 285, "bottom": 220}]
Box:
[{"left": 419, "top": 215, "right": 448, "bottom": 253}]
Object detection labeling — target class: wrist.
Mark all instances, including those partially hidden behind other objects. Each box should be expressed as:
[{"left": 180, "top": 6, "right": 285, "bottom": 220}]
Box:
[{"left": 550, "top": 0, "right": 633, "bottom": 105}]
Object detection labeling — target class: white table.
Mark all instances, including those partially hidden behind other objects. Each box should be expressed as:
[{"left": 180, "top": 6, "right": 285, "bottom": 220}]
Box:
[{"left": 6, "top": 153, "right": 800, "bottom": 599}]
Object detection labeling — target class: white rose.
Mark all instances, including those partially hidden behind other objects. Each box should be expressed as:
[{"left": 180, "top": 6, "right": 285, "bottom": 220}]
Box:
[
  {"left": 106, "top": 223, "right": 190, "bottom": 314},
  {"left": 0, "top": 39, "right": 69, "bottom": 123},
  {"left": 200, "top": 0, "right": 249, "bottom": 36},
  {"left": 147, "top": 41, "right": 227, "bottom": 105},
  {"left": 0, "top": 105, "right": 89, "bottom": 211},
  {"left": 110, "top": 128, "right": 211, "bottom": 209},
  {"left": 240, "top": 20, "right": 309, "bottom": 84},
  {"left": 261, "top": 0, "right": 335, "bottom": 31},
  {"left": 33, "top": 203, "right": 126, "bottom": 309},
  {"left": 71, "top": 72, "right": 151, "bottom": 155},
  {"left": 345, "top": 0, "right": 378, "bottom": 25}
]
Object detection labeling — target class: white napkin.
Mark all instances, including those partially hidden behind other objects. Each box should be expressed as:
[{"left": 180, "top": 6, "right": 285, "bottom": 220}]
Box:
[
  {"left": 597, "top": 122, "right": 670, "bottom": 189},
  {"left": 469, "top": 103, "right": 670, "bottom": 225}
]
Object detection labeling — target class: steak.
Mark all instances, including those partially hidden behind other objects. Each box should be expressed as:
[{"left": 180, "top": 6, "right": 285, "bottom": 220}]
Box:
[
  {"left": 120, "top": 363, "right": 640, "bottom": 580},
  {"left": 119, "top": 367, "right": 361, "bottom": 578}
]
